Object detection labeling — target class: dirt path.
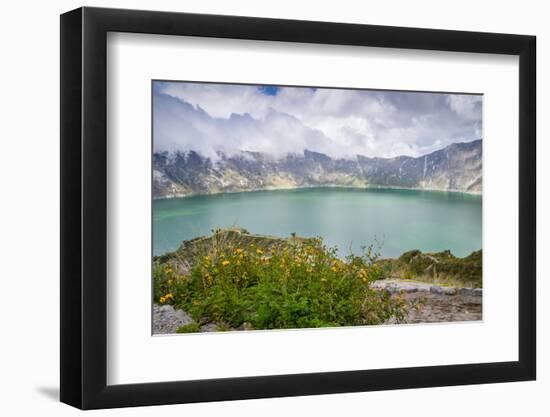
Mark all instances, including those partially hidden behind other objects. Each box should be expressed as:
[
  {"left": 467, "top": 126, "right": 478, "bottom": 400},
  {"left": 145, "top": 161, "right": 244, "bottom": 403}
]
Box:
[
  {"left": 372, "top": 279, "right": 482, "bottom": 323},
  {"left": 398, "top": 292, "right": 482, "bottom": 323}
]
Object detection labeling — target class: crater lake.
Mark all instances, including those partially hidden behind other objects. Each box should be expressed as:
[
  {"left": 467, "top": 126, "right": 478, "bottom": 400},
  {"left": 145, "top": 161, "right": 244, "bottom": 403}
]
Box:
[{"left": 153, "top": 187, "right": 482, "bottom": 258}]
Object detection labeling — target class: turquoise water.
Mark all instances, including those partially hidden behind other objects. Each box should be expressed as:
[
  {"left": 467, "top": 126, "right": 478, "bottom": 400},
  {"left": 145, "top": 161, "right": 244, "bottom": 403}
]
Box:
[{"left": 153, "top": 187, "right": 482, "bottom": 258}]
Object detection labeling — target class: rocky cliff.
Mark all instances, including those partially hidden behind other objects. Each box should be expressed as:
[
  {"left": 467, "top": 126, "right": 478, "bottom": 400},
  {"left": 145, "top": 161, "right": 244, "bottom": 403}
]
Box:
[{"left": 153, "top": 139, "right": 482, "bottom": 198}]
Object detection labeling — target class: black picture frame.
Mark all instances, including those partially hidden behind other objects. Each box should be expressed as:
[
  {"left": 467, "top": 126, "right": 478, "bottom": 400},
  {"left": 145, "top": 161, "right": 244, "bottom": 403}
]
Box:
[{"left": 60, "top": 6, "right": 536, "bottom": 410}]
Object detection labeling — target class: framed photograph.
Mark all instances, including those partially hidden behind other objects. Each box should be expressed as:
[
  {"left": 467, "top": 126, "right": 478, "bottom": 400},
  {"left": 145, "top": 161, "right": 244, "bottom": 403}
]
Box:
[{"left": 60, "top": 6, "right": 536, "bottom": 409}]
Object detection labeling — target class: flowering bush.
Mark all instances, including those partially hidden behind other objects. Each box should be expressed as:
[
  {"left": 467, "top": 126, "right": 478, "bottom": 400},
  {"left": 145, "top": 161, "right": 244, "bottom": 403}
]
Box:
[{"left": 154, "top": 236, "right": 406, "bottom": 331}]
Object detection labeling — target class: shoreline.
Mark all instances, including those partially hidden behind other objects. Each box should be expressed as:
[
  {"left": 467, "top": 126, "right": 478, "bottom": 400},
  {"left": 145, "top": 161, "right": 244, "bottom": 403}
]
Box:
[{"left": 153, "top": 184, "right": 482, "bottom": 201}]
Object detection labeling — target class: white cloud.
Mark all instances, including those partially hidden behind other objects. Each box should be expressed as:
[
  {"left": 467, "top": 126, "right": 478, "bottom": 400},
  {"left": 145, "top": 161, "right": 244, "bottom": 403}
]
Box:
[
  {"left": 445, "top": 94, "right": 482, "bottom": 121},
  {"left": 154, "top": 82, "right": 482, "bottom": 159}
]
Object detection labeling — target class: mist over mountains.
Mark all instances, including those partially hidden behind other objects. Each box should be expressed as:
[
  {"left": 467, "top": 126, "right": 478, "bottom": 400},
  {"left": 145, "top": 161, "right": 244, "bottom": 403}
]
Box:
[
  {"left": 154, "top": 85, "right": 483, "bottom": 161},
  {"left": 153, "top": 139, "right": 482, "bottom": 199}
]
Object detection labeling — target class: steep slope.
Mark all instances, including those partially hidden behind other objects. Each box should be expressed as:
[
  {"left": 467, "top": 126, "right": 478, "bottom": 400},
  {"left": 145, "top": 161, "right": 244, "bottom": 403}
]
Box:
[{"left": 153, "top": 139, "right": 482, "bottom": 198}]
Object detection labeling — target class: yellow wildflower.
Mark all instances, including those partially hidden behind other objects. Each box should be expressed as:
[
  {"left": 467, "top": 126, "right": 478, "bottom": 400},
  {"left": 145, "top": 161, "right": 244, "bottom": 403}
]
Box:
[
  {"left": 222, "top": 260, "right": 230, "bottom": 266},
  {"left": 159, "top": 293, "right": 173, "bottom": 303},
  {"left": 235, "top": 248, "right": 244, "bottom": 254}
]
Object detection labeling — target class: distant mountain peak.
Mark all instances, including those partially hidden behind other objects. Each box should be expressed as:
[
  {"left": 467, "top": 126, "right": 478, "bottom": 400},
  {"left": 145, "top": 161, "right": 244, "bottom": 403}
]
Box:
[{"left": 153, "top": 140, "right": 482, "bottom": 198}]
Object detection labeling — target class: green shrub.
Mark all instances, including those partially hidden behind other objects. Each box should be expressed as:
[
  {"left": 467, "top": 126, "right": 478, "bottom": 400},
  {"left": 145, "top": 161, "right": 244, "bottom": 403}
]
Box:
[
  {"left": 384, "top": 249, "right": 482, "bottom": 287},
  {"left": 154, "top": 235, "right": 406, "bottom": 331},
  {"left": 176, "top": 323, "right": 201, "bottom": 333}
]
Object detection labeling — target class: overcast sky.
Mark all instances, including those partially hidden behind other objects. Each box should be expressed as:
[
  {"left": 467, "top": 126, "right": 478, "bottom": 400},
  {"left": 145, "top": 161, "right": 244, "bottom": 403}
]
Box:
[{"left": 153, "top": 81, "right": 482, "bottom": 160}]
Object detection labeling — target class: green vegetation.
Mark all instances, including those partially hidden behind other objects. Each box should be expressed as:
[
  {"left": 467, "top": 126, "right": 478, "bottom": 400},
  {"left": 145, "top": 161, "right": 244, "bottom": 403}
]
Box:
[
  {"left": 175, "top": 323, "right": 201, "bottom": 333},
  {"left": 379, "top": 249, "right": 482, "bottom": 287},
  {"left": 154, "top": 229, "right": 407, "bottom": 332}
]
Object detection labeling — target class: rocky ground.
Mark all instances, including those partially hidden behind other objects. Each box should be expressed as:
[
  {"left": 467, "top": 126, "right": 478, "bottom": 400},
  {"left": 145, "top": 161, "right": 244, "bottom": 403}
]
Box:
[
  {"left": 153, "top": 279, "right": 482, "bottom": 334},
  {"left": 153, "top": 304, "right": 251, "bottom": 334},
  {"left": 153, "top": 304, "right": 194, "bottom": 334},
  {"left": 372, "top": 279, "right": 482, "bottom": 323},
  {"left": 400, "top": 291, "right": 482, "bottom": 323}
]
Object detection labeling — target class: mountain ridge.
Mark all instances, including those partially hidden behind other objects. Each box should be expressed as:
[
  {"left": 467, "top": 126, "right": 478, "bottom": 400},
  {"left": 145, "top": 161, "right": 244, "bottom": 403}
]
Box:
[{"left": 153, "top": 139, "right": 482, "bottom": 199}]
